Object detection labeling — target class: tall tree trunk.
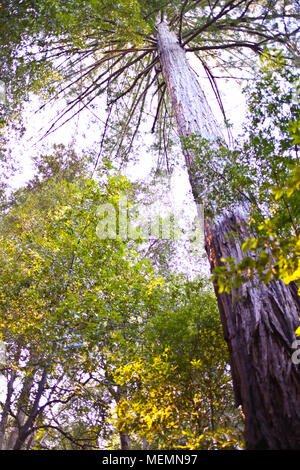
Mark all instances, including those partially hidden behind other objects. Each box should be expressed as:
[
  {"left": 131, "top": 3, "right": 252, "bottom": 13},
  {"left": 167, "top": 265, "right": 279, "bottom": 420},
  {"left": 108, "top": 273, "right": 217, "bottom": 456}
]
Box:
[{"left": 156, "top": 20, "right": 300, "bottom": 449}]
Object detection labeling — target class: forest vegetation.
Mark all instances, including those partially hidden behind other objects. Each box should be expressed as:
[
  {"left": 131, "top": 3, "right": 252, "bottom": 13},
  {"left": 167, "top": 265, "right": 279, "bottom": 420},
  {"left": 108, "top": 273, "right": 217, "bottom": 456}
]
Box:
[{"left": 0, "top": 0, "right": 299, "bottom": 450}]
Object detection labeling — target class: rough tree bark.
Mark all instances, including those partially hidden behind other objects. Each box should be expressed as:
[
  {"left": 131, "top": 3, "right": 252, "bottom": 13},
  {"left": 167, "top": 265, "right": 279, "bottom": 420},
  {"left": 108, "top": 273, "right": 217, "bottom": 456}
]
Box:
[
  {"left": 156, "top": 20, "right": 300, "bottom": 449},
  {"left": 119, "top": 432, "right": 131, "bottom": 450},
  {"left": 206, "top": 212, "right": 300, "bottom": 449}
]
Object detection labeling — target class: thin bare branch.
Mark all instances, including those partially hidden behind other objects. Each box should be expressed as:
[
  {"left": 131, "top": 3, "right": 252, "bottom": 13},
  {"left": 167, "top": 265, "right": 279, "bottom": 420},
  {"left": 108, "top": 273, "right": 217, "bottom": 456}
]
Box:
[
  {"left": 182, "top": 0, "right": 250, "bottom": 46},
  {"left": 179, "top": 0, "right": 190, "bottom": 45},
  {"left": 151, "top": 85, "right": 166, "bottom": 133},
  {"left": 186, "top": 40, "right": 262, "bottom": 53},
  {"left": 108, "top": 56, "right": 159, "bottom": 105}
]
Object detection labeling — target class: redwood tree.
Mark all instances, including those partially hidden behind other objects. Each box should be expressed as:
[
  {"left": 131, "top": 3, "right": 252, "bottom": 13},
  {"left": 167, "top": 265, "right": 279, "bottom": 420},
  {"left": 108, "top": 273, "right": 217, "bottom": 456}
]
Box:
[{"left": 155, "top": 17, "right": 300, "bottom": 449}]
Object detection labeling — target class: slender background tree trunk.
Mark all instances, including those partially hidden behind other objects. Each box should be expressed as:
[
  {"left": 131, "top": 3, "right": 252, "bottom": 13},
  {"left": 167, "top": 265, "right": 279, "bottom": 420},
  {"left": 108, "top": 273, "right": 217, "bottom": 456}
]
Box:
[{"left": 157, "top": 20, "right": 300, "bottom": 449}]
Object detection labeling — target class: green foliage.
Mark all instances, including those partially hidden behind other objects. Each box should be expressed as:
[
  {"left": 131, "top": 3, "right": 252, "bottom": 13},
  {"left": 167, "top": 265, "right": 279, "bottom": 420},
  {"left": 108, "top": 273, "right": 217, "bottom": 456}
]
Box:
[
  {"left": 0, "top": 0, "right": 150, "bottom": 129},
  {"left": 1, "top": 0, "right": 298, "bottom": 159},
  {"left": 183, "top": 56, "right": 299, "bottom": 292},
  {"left": 109, "top": 276, "right": 244, "bottom": 449},
  {"left": 215, "top": 163, "right": 300, "bottom": 294},
  {"left": 0, "top": 146, "right": 243, "bottom": 449}
]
